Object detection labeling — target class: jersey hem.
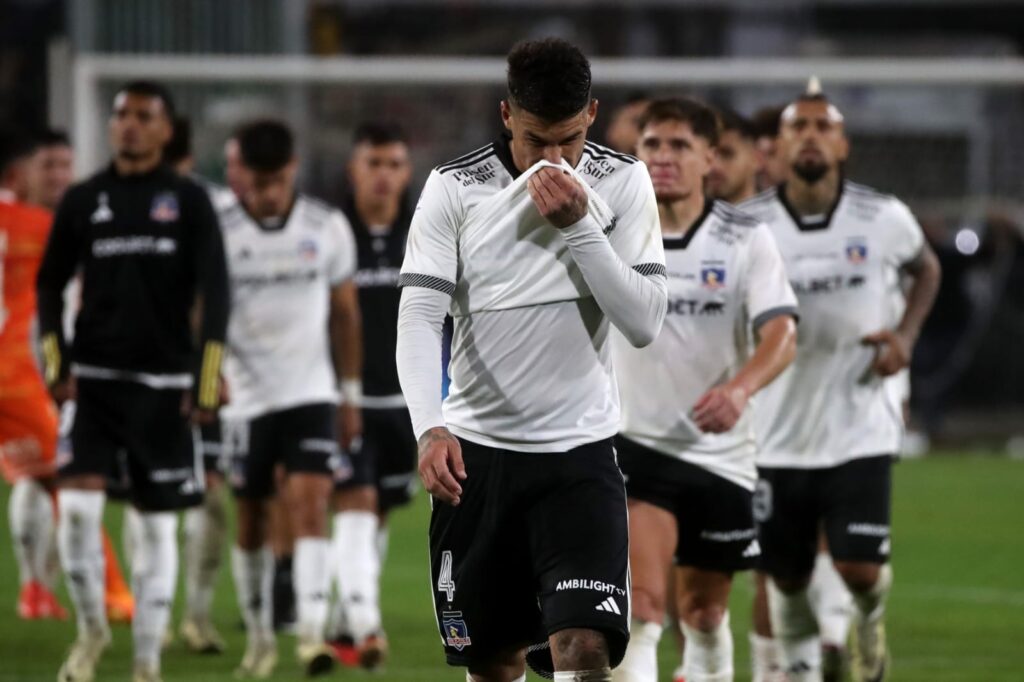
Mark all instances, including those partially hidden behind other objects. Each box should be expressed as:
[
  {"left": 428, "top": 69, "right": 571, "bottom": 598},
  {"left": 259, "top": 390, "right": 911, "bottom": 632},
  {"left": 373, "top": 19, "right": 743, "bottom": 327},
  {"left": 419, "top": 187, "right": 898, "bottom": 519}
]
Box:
[
  {"left": 756, "top": 449, "right": 898, "bottom": 470},
  {"left": 447, "top": 422, "right": 619, "bottom": 453},
  {"left": 619, "top": 433, "right": 757, "bottom": 491},
  {"left": 220, "top": 394, "right": 339, "bottom": 421}
]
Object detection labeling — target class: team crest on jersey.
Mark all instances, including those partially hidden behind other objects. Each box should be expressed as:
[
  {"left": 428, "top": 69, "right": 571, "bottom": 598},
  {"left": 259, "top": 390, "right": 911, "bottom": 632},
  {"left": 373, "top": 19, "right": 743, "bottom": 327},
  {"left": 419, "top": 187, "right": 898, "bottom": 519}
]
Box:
[
  {"left": 442, "top": 611, "right": 472, "bottom": 650},
  {"left": 149, "top": 192, "right": 179, "bottom": 223},
  {"left": 846, "top": 239, "right": 868, "bottom": 264},
  {"left": 701, "top": 264, "right": 726, "bottom": 290},
  {"left": 298, "top": 239, "right": 318, "bottom": 261}
]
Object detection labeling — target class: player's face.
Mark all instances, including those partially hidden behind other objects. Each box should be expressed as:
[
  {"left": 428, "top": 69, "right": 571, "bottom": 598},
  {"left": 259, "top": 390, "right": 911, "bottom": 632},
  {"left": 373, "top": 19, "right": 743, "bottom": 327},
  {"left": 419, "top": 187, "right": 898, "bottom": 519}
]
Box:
[
  {"left": 501, "top": 99, "right": 598, "bottom": 171},
  {"left": 28, "top": 144, "right": 74, "bottom": 209},
  {"left": 707, "top": 129, "right": 758, "bottom": 203},
  {"left": 224, "top": 138, "right": 246, "bottom": 199},
  {"left": 242, "top": 160, "right": 297, "bottom": 219},
  {"left": 109, "top": 93, "right": 172, "bottom": 161},
  {"left": 779, "top": 100, "right": 848, "bottom": 184},
  {"left": 605, "top": 99, "right": 648, "bottom": 154},
  {"left": 636, "top": 119, "right": 713, "bottom": 203},
  {"left": 348, "top": 142, "right": 412, "bottom": 208},
  {"left": 755, "top": 134, "right": 786, "bottom": 190}
]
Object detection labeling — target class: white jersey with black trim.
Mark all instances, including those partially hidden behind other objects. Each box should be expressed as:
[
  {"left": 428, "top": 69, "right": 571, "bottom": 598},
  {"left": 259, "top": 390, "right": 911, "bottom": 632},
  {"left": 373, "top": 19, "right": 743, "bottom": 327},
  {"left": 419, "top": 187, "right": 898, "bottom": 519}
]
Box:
[
  {"left": 741, "top": 180, "right": 925, "bottom": 468},
  {"left": 613, "top": 200, "right": 797, "bottom": 490},
  {"left": 400, "top": 138, "right": 666, "bottom": 452},
  {"left": 219, "top": 195, "right": 357, "bottom": 420}
]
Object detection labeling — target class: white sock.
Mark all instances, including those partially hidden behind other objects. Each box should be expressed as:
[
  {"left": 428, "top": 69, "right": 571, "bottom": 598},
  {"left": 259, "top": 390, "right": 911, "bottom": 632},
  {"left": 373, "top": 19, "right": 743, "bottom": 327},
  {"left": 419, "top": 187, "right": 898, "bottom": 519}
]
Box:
[
  {"left": 466, "top": 675, "right": 525, "bottom": 682},
  {"left": 749, "top": 632, "right": 784, "bottom": 682},
  {"left": 183, "top": 488, "right": 226, "bottom": 622},
  {"left": 294, "top": 536, "right": 332, "bottom": 644},
  {"left": 851, "top": 564, "right": 892, "bottom": 625},
  {"left": 767, "top": 580, "right": 821, "bottom": 682},
  {"left": 377, "top": 525, "right": 389, "bottom": 563},
  {"left": 122, "top": 506, "right": 143, "bottom": 571},
  {"left": 680, "top": 612, "right": 733, "bottom": 682},
  {"left": 612, "top": 619, "right": 661, "bottom": 681},
  {"left": 58, "top": 489, "right": 108, "bottom": 634},
  {"left": 132, "top": 512, "right": 179, "bottom": 669},
  {"left": 332, "top": 511, "right": 382, "bottom": 642},
  {"left": 9, "top": 478, "right": 50, "bottom": 585},
  {"left": 554, "top": 670, "right": 613, "bottom": 681},
  {"left": 231, "top": 545, "right": 274, "bottom": 643},
  {"left": 808, "top": 553, "right": 853, "bottom": 648}
]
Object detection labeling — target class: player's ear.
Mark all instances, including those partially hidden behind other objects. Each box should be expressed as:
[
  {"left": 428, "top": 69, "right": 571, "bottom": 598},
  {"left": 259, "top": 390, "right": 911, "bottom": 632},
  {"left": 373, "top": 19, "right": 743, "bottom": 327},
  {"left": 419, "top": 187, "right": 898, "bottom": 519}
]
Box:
[
  {"left": 500, "top": 100, "right": 514, "bottom": 132},
  {"left": 586, "top": 99, "right": 598, "bottom": 127}
]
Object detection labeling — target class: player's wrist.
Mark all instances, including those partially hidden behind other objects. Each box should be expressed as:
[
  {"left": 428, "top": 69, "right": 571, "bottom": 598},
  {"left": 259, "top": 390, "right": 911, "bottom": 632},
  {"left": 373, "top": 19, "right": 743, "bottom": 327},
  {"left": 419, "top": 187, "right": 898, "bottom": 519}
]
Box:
[{"left": 339, "top": 378, "right": 363, "bottom": 407}]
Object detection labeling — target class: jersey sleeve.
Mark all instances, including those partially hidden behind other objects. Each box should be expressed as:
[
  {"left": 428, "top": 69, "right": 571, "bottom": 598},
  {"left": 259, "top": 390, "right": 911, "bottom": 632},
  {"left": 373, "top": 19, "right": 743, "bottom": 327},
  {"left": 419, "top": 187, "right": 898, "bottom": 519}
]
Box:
[
  {"left": 744, "top": 223, "right": 799, "bottom": 331},
  {"left": 884, "top": 198, "right": 926, "bottom": 268},
  {"left": 399, "top": 170, "right": 461, "bottom": 295},
  {"left": 606, "top": 162, "right": 666, "bottom": 278},
  {"left": 327, "top": 210, "right": 358, "bottom": 285},
  {"left": 36, "top": 188, "right": 81, "bottom": 386}
]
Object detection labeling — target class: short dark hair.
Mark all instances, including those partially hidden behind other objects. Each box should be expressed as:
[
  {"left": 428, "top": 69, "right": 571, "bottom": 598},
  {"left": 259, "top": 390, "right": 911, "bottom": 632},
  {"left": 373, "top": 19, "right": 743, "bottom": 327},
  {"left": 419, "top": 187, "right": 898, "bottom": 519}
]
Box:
[
  {"left": 507, "top": 38, "right": 592, "bottom": 122},
  {"left": 352, "top": 121, "right": 407, "bottom": 147},
  {"left": 236, "top": 119, "right": 294, "bottom": 173},
  {"left": 34, "top": 128, "right": 70, "bottom": 148},
  {"left": 163, "top": 116, "right": 192, "bottom": 165},
  {"left": 0, "top": 127, "right": 39, "bottom": 174},
  {"left": 717, "top": 107, "right": 756, "bottom": 141},
  {"left": 114, "top": 80, "right": 176, "bottom": 119},
  {"left": 637, "top": 98, "right": 721, "bottom": 147},
  {"left": 751, "top": 105, "right": 785, "bottom": 139}
]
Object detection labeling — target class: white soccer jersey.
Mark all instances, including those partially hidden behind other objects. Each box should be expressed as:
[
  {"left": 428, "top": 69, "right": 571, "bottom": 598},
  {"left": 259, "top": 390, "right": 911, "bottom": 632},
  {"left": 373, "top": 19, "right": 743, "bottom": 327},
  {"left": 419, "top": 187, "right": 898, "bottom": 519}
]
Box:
[
  {"left": 613, "top": 200, "right": 797, "bottom": 490},
  {"left": 219, "top": 195, "right": 357, "bottom": 420},
  {"left": 400, "top": 139, "right": 665, "bottom": 452},
  {"left": 741, "top": 181, "right": 925, "bottom": 468}
]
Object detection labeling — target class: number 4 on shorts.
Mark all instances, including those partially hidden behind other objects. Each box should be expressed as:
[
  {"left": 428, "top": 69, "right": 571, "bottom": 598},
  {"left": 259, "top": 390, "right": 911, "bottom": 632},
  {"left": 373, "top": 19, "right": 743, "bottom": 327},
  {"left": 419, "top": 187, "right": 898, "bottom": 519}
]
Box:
[{"left": 438, "top": 550, "right": 456, "bottom": 602}]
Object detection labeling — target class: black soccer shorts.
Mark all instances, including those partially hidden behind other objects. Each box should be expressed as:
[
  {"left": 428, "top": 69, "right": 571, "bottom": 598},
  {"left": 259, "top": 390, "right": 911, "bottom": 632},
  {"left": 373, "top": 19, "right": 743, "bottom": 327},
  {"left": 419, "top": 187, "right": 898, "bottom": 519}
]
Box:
[
  {"left": 334, "top": 406, "right": 418, "bottom": 513},
  {"left": 225, "top": 402, "right": 347, "bottom": 499},
  {"left": 429, "top": 436, "right": 630, "bottom": 676},
  {"left": 616, "top": 435, "right": 760, "bottom": 573},
  {"left": 755, "top": 455, "right": 893, "bottom": 581},
  {"left": 59, "top": 377, "right": 203, "bottom": 511},
  {"left": 198, "top": 421, "right": 224, "bottom": 475}
]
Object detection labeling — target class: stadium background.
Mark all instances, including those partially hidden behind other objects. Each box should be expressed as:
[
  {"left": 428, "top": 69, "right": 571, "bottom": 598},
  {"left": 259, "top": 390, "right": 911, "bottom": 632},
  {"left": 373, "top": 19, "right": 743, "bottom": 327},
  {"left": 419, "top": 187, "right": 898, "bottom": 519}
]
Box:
[{"left": 1, "top": 0, "right": 1022, "bottom": 680}]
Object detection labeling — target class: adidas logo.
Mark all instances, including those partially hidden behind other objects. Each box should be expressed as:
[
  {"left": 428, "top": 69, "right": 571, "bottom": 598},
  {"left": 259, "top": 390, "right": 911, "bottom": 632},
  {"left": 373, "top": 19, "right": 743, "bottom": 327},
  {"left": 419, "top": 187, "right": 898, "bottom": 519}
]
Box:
[
  {"left": 879, "top": 538, "right": 891, "bottom": 556},
  {"left": 742, "top": 540, "right": 761, "bottom": 558},
  {"left": 595, "top": 597, "right": 621, "bottom": 615}
]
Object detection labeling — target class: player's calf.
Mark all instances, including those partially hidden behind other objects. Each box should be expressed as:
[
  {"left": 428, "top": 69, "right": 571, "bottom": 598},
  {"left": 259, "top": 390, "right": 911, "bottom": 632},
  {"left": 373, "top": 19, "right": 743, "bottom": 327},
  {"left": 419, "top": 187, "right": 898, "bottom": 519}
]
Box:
[{"left": 550, "top": 628, "right": 612, "bottom": 677}]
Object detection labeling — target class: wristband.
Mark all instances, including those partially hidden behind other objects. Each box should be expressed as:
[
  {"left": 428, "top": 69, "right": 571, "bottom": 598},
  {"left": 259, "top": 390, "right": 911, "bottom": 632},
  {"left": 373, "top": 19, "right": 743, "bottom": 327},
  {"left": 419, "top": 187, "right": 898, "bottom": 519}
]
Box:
[{"left": 340, "top": 378, "right": 363, "bottom": 406}]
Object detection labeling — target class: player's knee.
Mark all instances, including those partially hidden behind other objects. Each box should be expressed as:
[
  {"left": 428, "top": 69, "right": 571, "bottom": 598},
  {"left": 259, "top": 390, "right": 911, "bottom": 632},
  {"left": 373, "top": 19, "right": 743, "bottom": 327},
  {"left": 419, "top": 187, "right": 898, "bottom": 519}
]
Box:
[
  {"left": 551, "top": 627, "right": 610, "bottom": 671},
  {"left": 631, "top": 585, "right": 666, "bottom": 623},
  {"left": 680, "top": 600, "right": 727, "bottom": 634},
  {"left": 235, "top": 500, "right": 267, "bottom": 550},
  {"left": 834, "top": 560, "right": 880, "bottom": 594},
  {"left": 771, "top": 574, "right": 811, "bottom": 595}
]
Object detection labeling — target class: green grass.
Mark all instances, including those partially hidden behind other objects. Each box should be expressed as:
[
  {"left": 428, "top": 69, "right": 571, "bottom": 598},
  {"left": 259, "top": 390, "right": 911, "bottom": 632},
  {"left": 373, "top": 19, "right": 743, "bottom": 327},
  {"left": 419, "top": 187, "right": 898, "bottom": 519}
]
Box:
[{"left": 2, "top": 454, "right": 1022, "bottom": 681}]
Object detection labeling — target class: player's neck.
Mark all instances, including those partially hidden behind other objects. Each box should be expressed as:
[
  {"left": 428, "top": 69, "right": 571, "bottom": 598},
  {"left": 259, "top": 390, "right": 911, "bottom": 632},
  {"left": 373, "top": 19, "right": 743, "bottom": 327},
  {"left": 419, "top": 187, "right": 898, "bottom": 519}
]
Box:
[
  {"left": 355, "top": 196, "right": 399, "bottom": 229},
  {"left": 658, "top": 193, "right": 706, "bottom": 237},
  {"left": 725, "top": 180, "right": 757, "bottom": 206},
  {"left": 113, "top": 152, "right": 161, "bottom": 177},
  {"left": 784, "top": 171, "right": 841, "bottom": 217}
]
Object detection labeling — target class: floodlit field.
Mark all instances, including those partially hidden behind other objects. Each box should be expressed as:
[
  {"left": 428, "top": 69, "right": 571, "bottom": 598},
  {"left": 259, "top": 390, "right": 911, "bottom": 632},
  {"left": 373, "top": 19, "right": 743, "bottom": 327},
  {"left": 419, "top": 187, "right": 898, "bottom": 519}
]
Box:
[{"left": 2, "top": 453, "right": 1021, "bottom": 681}]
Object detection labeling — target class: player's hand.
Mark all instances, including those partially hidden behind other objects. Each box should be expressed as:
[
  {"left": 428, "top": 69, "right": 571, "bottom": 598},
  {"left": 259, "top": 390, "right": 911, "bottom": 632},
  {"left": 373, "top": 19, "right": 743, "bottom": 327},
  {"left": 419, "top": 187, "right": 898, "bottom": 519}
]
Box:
[
  {"left": 219, "top": 374, "right": 231, "bottom": 406},
  {"left": 49, "top": 376, "right": 77, "bottom": 406},
  {"left": 417, "top": 426, "right": 467, "bottom": 506},
  {"left": 338, "top": 404, "right": 362, "bottom": 452},
  {"left": 527, "top": 167, "right": 589, "bottom": 228},
  {"left": 692, "top": 382, "right": 749, "bottom": 433},
  {"left": 180, "top": 391, "right": 218, "bottom": 425},
  {"left": 861, "top": 329, "right": 912, "bottom": 377}
]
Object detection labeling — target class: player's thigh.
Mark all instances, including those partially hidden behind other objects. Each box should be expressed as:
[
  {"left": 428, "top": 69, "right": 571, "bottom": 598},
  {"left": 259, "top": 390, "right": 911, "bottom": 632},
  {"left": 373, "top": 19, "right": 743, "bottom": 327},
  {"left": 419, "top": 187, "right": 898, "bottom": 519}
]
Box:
[
  {"left": 225, "top": 412, "right": 279, "bottom": 500},
  {"left": 333, "top": 409, "right": 376, "bottom": 501},
  {"left": 754, "top": 466, "right": 819, "bottom": 583},
  {"left": 528, "top": 439, "right": 630, "bottom": 673},
  {"left": 120, "top": 383, "right": 202, "bottom": 512},
  {"left": 625, "top": 498, "right": 677, "bottom": 619},
  {"left": 822, "top": 455, "right": 893, "bottom": 566},
  {"left": 199, "top": 420, "right": 225, "bottom": 480},
  {"left": 429, "top": 439, "right": 538, "bottom": 668},
  {"left": 374, "top": 408, "right": 418, "bottom": 513}
]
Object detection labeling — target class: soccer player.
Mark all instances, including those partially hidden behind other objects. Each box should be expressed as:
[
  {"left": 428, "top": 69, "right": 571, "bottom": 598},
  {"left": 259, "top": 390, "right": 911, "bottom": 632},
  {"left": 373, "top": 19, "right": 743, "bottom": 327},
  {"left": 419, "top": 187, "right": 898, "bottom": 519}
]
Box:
[
  {"left": 219, "top": 119, "right": 361, "bottom": 678},
  {"left": 707, "top": 108, "right": 760, "bottom": 206},
  {"left": 328, "top": 121, "right": 414, "bottom": 668},
  {"left": 604, "top": 93, "right": 650, "bottom": 154},
  {"left": 0, "top": 129, "right": 68, "bottom": 621},
  {"left": 740, "top": 87, "right": 941, "bottom": 682},
  {"left": 36, "top": 81, "right": 229, "bottom": 682},
  {"left": 751, "top": 106, "right": 786, "bottom": 192},
  {"left": 610, "top": 99, "right": 797, "bottom": 682},
  {"left": 397, "top": 38, "right": 667, "bottom": 682},
  {"left": 26, "top": 129, "right": 74, "bottom": 211}
]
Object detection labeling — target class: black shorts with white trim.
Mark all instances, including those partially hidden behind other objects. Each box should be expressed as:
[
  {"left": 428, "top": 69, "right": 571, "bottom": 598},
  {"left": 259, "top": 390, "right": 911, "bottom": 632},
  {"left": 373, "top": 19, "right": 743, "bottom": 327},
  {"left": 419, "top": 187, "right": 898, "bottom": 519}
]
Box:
[
  {"left": 333, "top": 405, "right": 418, "bottom": 513},
  {"left": 616, "top": 435, "right": 760, "bottom": 573}
]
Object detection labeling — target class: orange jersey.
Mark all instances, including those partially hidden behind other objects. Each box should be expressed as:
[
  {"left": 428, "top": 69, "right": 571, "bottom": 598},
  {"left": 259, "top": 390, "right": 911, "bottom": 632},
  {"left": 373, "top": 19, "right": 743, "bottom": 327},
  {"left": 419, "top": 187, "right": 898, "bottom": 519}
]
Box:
[{"left": 0, "top": 197, "right": 52, "bottom": 398}]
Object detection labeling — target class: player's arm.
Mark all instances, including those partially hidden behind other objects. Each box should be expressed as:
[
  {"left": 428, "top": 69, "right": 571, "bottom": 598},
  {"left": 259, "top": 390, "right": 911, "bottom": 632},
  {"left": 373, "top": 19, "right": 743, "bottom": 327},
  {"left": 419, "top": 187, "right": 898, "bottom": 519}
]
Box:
[
  {"left": 694, "top": 224, "right": 798, "bottom": 433},
  {"left": 528, "top": 166, "right": 667, "bottom": 347},
  {"left": 329, "top": 279, "right": 363, "bottom": 450},
  {"left": 862, "top": 204, "right": 942, "bottom": 377},
  {"left": 395, "top": 170, "right": 465, "bottom": 505},
  {"left": 36, "top": 190, "right": 81, "bottom": 402},
  {"left": 190, "top": 186, "right": 230, "bottom": 420}
]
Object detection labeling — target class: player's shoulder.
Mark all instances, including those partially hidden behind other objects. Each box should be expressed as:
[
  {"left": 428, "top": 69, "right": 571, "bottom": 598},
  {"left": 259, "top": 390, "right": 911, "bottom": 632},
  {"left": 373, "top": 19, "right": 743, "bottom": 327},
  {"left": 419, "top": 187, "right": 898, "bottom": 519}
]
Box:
[
  {"left": 296, "top": 194, "right": 343, "bottom": 225},
  {"left": 842, "top": 179, "right": 915, "bottom": 224},
  {"left": 432, "top": 142, "right": 504, "bottom": 188},
  {"left": 737, "top": 187, "right": 782, "bottom": 219},
  {"left": 577, "top": 141, "right": 642, "bottom": 184},
  {"left": 704, "top": 200, "right": 763, "bottom": 247}
]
